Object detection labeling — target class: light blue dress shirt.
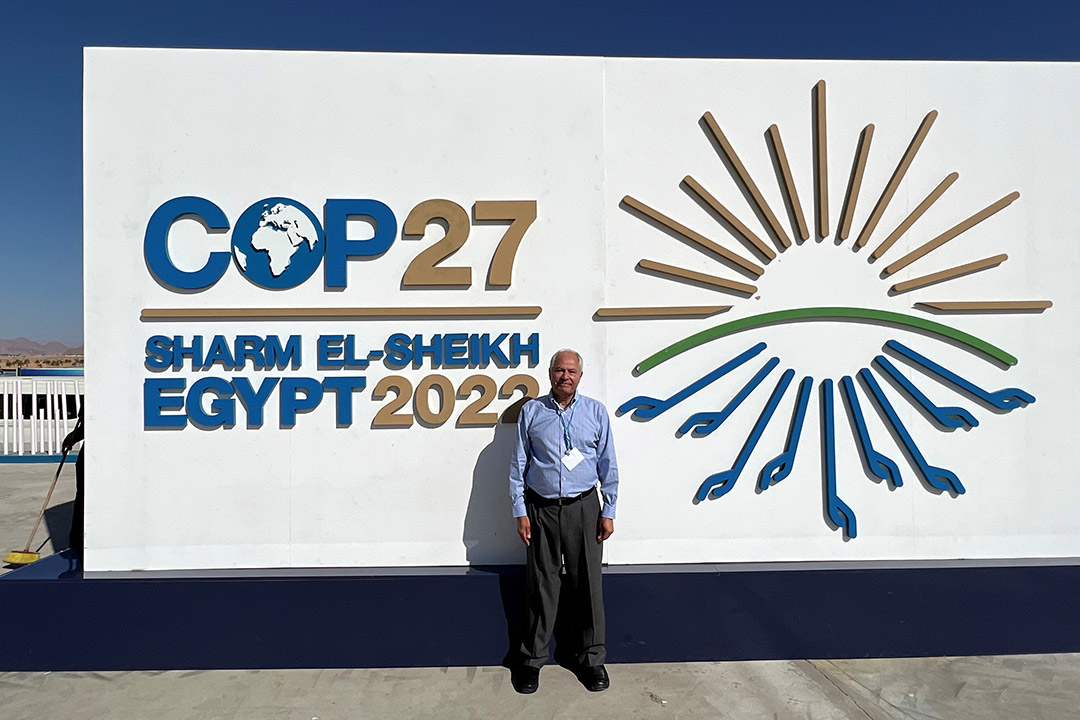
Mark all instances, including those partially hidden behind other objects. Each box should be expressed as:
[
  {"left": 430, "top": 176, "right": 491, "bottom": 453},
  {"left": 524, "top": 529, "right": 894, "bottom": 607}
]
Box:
[{"left": 510, "top": 392, "right": 619, "bottom": 519}]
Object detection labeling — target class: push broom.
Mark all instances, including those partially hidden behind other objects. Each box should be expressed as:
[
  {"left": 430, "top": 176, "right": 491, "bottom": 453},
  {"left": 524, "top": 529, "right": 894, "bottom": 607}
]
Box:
[{"left": 4, "top": 449, "right": 68, "bottom": 565}]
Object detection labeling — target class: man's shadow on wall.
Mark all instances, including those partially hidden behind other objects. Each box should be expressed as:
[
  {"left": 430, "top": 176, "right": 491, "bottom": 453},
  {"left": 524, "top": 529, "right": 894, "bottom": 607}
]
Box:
[
  {"left": 463, "top": 420, "right": 525, "bottom": 666},
  {"left": 463, "top": 420, "right": 521, "bottom": 566}
]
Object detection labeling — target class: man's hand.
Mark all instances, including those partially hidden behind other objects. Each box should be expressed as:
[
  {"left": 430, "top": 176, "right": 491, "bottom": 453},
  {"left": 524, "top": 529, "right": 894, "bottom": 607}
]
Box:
[
  {"left": 597, "top": 517, "right": 614, "bottom": 543},
  {"left": 517, "top": 516, "right": 531, "bottom": 547}
]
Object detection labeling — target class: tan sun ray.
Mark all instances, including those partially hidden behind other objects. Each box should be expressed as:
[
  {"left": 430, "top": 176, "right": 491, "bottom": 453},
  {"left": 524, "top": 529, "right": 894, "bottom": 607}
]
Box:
[
  {"left": 682, "top": 175, "right": 776, "bottom": 261},
  {"left": 765, "top": 124, "right": 810, "bottom": 242},
  {"left": 622, "top": 195, "right": 764, "bottom": 277},
  {"left": 595, "top": 306, "right": 732, "bottom": 318},
  {"left": 914, "top": 300, "right": 1052, "bottom": 313},
  {"left": 637, "top": 259, "right": 757, "bottom": 295},
  {"left": 701, "top": 112, "right": 792, "bottom": 250},
  {"left": 838, "top": 124, "right": 875, "bottom": 242},
  {"left": 870, "top": 172, "right": 959, "bottom": 260},
  {"left": 813, "top": 80, "right": 829, "bottom": 238},
  {"left": 882, "top": 192, "right": 1021, "bottom": 276},
  {"left": 854, "top": 110, "right": 939, "bottom": 249},
  {"left": 889, "top": 254, "right": 1008, "bottom": 294}
]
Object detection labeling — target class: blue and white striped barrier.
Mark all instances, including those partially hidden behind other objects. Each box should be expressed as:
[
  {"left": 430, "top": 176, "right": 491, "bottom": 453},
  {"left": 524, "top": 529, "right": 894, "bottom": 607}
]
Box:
[{"left": 0, "top": 369, "right": 84, "bottom": 459}]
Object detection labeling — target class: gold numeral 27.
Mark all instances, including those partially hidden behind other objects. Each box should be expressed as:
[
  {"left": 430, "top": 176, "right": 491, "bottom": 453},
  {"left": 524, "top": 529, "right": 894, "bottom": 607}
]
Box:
[{"left": 402, "top": 200, "right": 537, "bottom": 288}]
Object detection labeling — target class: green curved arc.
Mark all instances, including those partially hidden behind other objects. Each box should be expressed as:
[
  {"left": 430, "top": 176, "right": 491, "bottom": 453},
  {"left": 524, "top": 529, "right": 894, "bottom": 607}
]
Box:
[{"left": 635, "top": 306, "right": 1018, "bottom": 373}]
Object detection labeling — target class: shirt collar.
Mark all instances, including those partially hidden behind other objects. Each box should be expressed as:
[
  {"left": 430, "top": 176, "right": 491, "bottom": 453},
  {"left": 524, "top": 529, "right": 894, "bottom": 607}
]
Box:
[{"left": 548, "top": 392, "right": 578, "bottom": 412}]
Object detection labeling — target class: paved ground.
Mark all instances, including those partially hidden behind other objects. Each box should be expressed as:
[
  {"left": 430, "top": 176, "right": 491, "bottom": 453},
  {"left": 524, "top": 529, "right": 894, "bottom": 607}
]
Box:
[
  {"left": 3, "top": 461, "right": 1080, "bottom": 719},
  {"left": 0, "top": 460, "right": 76, "bottom": 575},
  {"left": 3, "top": 655, "right": 1080, "bottom": 720}
]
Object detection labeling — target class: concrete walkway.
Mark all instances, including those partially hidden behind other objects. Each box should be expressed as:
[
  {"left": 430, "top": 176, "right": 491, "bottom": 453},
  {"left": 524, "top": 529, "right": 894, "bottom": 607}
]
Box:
[
  {"left": 3, "top": 462, "right": 1079, "bottom": 719},
  {"left": 3, "top": 655, "right": 1080, "bottom": 720},
  {"left": 0, "top": 460, "right": 75, "bottom": 576}
]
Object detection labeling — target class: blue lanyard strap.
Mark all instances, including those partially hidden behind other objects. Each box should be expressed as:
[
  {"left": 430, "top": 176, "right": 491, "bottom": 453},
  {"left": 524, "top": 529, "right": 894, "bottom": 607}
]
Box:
[{"left": 557, "top": 400, "right": 576, "bottom": 452}]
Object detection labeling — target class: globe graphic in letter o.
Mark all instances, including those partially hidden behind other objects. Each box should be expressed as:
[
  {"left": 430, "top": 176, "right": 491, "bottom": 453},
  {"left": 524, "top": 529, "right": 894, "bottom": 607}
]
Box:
[{"left": 231, "top": 198, "right": 325, "bottom": 289}]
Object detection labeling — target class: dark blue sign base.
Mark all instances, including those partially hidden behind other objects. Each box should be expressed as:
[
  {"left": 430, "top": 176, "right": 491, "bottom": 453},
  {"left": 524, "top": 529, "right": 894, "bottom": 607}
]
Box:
[{"left": 3, "top": 552, "right": 1080, "bottom": 671}]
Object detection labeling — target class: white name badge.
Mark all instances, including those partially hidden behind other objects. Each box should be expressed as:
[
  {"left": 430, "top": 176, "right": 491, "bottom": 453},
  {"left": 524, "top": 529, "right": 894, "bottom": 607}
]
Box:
[{"left": 561, "top": 447, "right": 584, "bottom": 471}]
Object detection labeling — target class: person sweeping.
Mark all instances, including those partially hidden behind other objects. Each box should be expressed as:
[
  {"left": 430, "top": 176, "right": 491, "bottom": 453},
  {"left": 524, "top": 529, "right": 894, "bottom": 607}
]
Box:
[
  {"left": 62, "top": 405, "right": 85, "bottom": 560},
  {"left": 4, "top": 404, "right": 84, "bottom": 566}
]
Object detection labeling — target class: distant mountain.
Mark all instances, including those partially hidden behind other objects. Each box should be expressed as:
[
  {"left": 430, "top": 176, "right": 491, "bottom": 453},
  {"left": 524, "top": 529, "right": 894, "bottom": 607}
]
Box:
[{"left": 0, "top": 337, "right": 84, "bottom": 356}]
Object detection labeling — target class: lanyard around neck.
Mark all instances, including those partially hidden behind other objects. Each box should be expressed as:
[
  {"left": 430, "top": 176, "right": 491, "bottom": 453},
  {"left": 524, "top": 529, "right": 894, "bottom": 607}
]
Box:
[{"left": 556, "top": 398, "right": 576, "bottom": 452}]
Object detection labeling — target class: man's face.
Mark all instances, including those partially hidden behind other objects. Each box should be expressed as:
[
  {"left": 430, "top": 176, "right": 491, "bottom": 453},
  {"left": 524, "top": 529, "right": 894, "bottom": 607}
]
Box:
[{"left": 549, "top": 352, "right": 582, "bottom": 399}]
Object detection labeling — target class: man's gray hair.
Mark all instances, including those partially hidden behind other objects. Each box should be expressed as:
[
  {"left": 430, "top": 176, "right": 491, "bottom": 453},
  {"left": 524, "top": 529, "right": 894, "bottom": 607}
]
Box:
[{"left": 549, "top": 348, "right": 584, "bottom": 370}]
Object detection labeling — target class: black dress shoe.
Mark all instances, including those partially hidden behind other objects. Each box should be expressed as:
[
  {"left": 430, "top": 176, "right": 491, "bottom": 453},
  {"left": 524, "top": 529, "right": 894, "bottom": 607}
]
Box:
[
  {"left": 578, "top": 664, "right": 609, "bottom": 692},
  {"left": 512, "top": 666, "right": 540, "bottom": 694}
]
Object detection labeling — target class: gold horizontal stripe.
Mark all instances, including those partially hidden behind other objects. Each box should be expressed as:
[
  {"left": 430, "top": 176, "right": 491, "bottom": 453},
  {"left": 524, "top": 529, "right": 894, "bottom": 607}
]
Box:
[
  {"left": 142, "top": 306, "right": 543, "bottom": 320},
  {"left": 595, "top": 306, "right": 732, "bottom": 318}
]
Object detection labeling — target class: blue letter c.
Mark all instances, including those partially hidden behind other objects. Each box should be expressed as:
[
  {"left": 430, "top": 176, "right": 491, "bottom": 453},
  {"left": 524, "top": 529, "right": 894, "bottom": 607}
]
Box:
[{"left": 145, "top": 196, "right": 232, "bottom": 290}]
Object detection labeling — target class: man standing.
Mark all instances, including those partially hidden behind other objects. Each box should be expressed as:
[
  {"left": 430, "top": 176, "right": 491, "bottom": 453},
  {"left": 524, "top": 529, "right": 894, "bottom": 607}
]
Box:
[{"left": 509, "top": 349, "right": 619, "bottom": 693}]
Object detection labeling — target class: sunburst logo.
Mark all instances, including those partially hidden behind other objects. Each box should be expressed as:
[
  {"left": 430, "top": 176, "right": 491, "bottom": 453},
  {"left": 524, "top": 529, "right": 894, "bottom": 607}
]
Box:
[{"left": 600, "top": 80, "right": 1051, "bottom": 540}]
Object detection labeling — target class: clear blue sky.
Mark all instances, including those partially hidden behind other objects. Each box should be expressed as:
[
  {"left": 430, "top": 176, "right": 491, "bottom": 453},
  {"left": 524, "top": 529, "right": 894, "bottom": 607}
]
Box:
[{"left": 2, "top": 0, "right": 1078, "bottom": 347}]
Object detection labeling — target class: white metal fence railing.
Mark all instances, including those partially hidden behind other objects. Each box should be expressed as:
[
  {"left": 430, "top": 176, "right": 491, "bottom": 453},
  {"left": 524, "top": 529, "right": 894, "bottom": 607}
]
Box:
[{"left": 0, "top": 373, "right": 84, "bottom": 457}]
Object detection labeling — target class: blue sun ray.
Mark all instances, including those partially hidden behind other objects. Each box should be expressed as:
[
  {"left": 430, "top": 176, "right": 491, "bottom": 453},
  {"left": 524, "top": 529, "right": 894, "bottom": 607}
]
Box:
[
  {"left": 840, "top": 375, "right": 903, "bottom": 489},
  {"left": 873, "top": 354, "right": 979, "bottom": 430},
  {"left": 760, "top": 375, "right": 813, "bottom": 489},
  {"left": 678, "top": 357, "right": 779, "bottom": 436},
  {"left": 618, "top": 342, "right": 767, "bottom": 420},
  {"left": 696, "top": 369, "right": 795, "bottom": 501},
  {"left": 858, "top": 368, "right": 965, "bottom": 495},
  {"left": 822, "top": 379, "right": 857, "bottom": 539},
  {"left": 884, "top": 340, "right": 1034, "bottom": 410}
]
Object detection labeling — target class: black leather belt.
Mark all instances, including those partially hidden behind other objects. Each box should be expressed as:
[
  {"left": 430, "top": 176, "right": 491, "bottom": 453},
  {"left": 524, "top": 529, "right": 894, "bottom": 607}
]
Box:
[{"left": 525, "top": 485, "right": 596, "bottom": 507}]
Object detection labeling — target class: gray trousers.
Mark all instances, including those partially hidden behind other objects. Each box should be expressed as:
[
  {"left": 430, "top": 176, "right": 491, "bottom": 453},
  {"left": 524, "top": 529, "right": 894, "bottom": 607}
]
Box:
[{"left": 519, "top": 487, "right": 606, "bottom": 668}]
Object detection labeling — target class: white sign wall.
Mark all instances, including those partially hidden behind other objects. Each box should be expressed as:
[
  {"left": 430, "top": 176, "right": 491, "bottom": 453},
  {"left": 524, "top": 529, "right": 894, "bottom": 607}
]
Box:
[{"left": 84, "top": 48, "right": 1080, "bottom": 571}]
